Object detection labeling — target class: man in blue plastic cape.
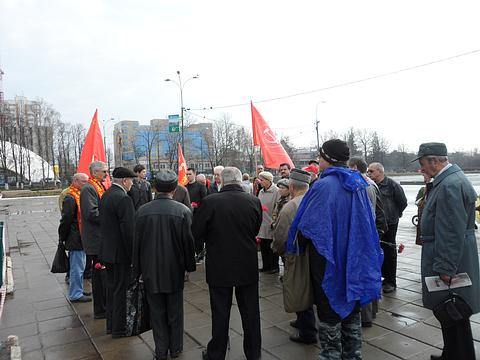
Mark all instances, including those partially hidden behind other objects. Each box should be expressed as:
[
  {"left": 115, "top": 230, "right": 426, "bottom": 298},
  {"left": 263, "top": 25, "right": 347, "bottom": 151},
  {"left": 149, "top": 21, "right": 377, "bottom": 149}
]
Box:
[{"left": 287, "top": 139, "right": 383, "bottom": 360}]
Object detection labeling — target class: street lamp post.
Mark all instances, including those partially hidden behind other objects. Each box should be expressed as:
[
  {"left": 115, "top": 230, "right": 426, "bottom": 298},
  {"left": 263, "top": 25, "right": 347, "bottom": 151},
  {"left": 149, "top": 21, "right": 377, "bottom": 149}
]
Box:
[
  {"left": 102, "top": 117, "right": 115, "bottom": 170},
  {"left": 164, "top": 71, "right": 199, "bottom": 154},
  {"left": 315, "top": 101, "right": 326, "bottom": 152}
]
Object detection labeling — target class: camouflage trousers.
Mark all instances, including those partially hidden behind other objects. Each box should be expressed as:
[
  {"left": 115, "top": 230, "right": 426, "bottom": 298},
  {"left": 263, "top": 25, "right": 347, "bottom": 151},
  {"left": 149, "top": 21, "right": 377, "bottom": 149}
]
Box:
[{"left": 317, "top": 311, "right": 362, "bottom": 360}]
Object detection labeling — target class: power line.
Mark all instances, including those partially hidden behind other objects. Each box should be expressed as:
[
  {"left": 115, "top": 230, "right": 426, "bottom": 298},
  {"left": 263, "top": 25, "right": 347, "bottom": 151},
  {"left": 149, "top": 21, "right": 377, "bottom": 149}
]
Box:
[{"left": 191, "top": 48, "right": 480, "bottom": 111}]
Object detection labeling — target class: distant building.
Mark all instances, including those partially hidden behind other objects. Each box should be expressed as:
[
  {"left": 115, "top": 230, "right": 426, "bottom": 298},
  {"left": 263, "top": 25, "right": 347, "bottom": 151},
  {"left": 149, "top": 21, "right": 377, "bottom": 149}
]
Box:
[
  {"left": 113, "top": 119, "right": 213, "bottom": 175},
  {"left": 292, "top": 147, "right": 317, "bottom": 168}
]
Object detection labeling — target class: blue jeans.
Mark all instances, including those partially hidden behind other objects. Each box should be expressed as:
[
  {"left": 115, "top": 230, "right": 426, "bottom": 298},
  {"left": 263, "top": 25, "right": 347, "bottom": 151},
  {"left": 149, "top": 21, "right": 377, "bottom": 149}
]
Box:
[{"left": 69, "top": 250, "right": 86, "bottom": 300}]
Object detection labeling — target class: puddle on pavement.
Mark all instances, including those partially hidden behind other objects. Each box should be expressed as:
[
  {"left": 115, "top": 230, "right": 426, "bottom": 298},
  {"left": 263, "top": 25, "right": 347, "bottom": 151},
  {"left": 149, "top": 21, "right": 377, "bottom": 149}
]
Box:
[{"left": 390, "top": 312, "right": 418, "bottom": 326}]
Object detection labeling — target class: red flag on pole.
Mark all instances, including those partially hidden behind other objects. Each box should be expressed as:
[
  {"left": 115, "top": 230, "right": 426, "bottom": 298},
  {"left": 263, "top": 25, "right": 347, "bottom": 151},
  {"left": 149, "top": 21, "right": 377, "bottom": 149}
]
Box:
[
  {"left": 77, "top": 109, "right": 111, "bottom": 187},
  {"left": 178, "top": 143, "right": 188, "bottom": 186},
  {"left": 251, "top": 102, "right": 294, "bottom": 169}
]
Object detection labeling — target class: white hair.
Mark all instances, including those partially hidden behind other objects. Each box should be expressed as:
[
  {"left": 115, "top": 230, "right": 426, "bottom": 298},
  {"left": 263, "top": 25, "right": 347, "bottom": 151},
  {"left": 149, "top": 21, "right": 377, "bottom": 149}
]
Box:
[
  {"left": 89, "top": 161, "right": 106, "bottom": 174},
  {"left": 221, "top": 167, "right": 242, "bottom": 185},
  {"left": 369, "top": 162, "right": 384, "bottom": 174}
]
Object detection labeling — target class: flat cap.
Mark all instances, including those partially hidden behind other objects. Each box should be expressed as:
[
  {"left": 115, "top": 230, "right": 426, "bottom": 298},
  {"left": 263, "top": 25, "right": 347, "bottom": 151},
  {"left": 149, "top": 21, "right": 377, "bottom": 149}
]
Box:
[
  {"left": 276, "top": 178, "right": 290, "bottom": 189},
  {"left": 258, "top": 171, "right": 273, "bottom": 183},
  {"left": 412, "top": 142, "right": 448, "bottom": 162},
  {"left": 154, "top": 169, "right": 178, "bottom": 192},
  {"left": 290, "top": 168, "right": 311, "bottom": 184},
  {"left": 112, "top": 167, "right": 137, "bottom": 178}
]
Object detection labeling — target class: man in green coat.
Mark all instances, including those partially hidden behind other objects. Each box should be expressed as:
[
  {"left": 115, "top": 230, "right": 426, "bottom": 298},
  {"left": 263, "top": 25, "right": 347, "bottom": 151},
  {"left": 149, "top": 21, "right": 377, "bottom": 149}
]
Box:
[{"left": 414, "top": 142, "right": 479, "bottom": 360}]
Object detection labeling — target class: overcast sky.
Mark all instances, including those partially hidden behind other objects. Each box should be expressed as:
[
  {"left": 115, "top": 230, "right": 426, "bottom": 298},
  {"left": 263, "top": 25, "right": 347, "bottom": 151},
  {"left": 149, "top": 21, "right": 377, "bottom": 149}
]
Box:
[{"left": 1, "top": 0, "right": 479, "bottom": 153}]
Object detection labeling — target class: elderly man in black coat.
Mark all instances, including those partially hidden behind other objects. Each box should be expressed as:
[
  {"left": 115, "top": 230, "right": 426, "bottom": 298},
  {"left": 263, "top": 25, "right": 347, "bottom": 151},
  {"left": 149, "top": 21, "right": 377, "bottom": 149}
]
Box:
[
  {"left": 99, "top": 167, "right": 136, "bottom": 337},
  {"left": 133, "top": 169, "right": 196, "bottom": 360},
  {"left": 192, "top": 167, "right": 263, "bottom": 360}
]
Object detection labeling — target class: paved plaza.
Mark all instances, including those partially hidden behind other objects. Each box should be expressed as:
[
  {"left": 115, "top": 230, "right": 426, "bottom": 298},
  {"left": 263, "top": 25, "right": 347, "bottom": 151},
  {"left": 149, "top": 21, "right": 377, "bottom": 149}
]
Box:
[{"left": 1, "top": 196, "right": 479, "bottom": 359}]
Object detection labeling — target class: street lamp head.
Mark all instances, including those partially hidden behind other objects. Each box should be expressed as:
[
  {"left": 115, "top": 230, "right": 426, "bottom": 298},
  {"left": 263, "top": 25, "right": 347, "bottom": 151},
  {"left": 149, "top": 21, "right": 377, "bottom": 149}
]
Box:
[
  {"left": 164, "top": 78, "right": 171, "bottom": 82},
  {"left": 176, "top": 70, "right": 180, "bottom": 75}
]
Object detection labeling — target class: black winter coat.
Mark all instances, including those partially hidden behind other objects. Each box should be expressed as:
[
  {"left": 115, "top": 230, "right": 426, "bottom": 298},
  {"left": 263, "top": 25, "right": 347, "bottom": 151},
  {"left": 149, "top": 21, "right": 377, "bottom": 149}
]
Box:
[
  {"left": 58, "top": 194, "right": 83, "bottom": 251},
  {"left": 99, "top": 184, "right": 136, "bottom": 264},
  {"left": 128, "top": 178, "right": 152, "bottom": 210},
  {"left": 192, "top": 184, "right": 262, "bottom": 287},
  {"left": 133, "top": 195, "right": 196, "bottom": 294},
  {"left": 377, "top": 176, "right": 408, "bottom": 225}
]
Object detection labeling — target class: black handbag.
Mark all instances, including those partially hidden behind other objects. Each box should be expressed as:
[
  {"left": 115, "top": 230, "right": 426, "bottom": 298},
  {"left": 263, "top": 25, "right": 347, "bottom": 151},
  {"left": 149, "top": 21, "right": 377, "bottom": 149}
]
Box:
[
  {"left": 433, "top": 288, "right": 473, "bottom": 328},
  {"left": 51, "top": 243, "right": 69, "bottom": 273},
  {"left": 125, "top": 280, "right": 151, "bottom": 336}
]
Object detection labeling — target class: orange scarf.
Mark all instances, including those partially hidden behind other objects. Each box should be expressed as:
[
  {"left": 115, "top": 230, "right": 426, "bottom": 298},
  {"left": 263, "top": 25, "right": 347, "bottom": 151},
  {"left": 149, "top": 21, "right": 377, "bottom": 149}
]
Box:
[
  {"left": 67, "top": 185, "right": 82, "bottom": 233},
  {"left": 88, "top": 177, "right": 106, "bottom": 198}
]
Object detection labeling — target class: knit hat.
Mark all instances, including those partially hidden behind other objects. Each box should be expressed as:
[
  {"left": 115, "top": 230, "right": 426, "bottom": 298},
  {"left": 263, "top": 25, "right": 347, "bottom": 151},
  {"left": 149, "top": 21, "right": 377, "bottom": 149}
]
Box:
[
  {"left": 258, "top": 171, "right": 273, "bottom": 183},
  {"left": 320, "top": 139, "right": 350, "bottom": 164},
  {"left": 276, "top": 178, "right": 290, "bottom": 189},
  {"left": 154, "top": 170, "right": 178, "bottom": 192}
]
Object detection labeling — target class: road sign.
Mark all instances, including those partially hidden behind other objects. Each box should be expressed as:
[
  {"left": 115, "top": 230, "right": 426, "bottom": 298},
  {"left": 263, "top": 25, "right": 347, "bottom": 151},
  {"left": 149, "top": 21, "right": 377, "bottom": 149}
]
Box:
[
  {"left": 168, "top": 114, "right": 180, "bottom": 120},
  {"left": 169, "top": 123, "right": 180, "bottom": 133}
]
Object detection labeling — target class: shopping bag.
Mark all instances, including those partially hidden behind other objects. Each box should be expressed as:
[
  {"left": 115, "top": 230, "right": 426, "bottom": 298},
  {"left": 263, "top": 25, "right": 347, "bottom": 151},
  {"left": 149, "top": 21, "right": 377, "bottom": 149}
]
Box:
[
  {"left": 126, "top": 280, "right": 151, "bottom": 336},
  {"left": 51, "top": 243, "right": 69, "bottom": 273},
  {"left": 283, "top": 238, "right": 314, "bottom": 313}
]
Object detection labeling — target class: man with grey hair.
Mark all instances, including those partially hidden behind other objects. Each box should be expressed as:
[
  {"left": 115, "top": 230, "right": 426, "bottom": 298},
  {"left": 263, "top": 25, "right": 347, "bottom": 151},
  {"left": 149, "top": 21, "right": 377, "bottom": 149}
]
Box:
[
  {"left": 81, "top": 160, "right": 109, "bottom": 319},
  {"left": 99, "top": 167, "right": 137, "bottom": 337},
  {"left": 367, "top": 161, "right": 407, "bottom": 294},
  {"left": 241, "top": 173, "right": 253, "bottom": 194},
  {"left": 208, "top": 165, "right": 225, "bottom": 194},
  {"left": 59, "top": 172, "right": 90, "bottom": 303},
  {"left": 413, "top": 143, "right": 479, "bottom": 360},
  {"left": 192, "top": 167, "right": 263, "bottom": 360}
]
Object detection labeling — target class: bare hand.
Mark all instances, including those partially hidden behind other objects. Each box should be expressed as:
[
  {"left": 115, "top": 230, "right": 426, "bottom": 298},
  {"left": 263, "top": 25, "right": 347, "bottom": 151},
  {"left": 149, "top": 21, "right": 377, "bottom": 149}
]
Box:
[{"left": 440, "top": 274, "right": 452, "bottom": 284}]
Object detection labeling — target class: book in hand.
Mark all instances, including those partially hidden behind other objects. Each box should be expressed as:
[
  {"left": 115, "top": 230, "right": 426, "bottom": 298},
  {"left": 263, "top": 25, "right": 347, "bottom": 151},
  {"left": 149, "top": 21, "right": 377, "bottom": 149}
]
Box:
[{"left": 425, "top": 272, "right": 472, "bottom": 293}]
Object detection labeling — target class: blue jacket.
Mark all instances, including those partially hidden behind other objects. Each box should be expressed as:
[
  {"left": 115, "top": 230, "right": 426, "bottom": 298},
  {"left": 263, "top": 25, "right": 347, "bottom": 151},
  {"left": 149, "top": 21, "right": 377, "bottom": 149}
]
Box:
[{"left": 287, "top": 167, "right": 383, "bottom": 319}]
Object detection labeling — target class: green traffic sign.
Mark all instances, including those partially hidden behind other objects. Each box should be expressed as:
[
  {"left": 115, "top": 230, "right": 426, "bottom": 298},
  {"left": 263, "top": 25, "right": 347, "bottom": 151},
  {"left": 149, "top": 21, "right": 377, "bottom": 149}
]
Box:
[{"left": 169, "top": 123, "right": 180, "bottom": 133}]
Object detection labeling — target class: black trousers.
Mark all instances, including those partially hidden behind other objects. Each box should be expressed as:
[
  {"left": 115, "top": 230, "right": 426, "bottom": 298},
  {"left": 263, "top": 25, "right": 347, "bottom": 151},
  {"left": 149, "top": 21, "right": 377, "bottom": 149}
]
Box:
[
  {"left": 91, "top": 255, "right": 106, "bottom": 317},
  {"left": 259, "top": 238, "right": 278, "bottom": 271},
  {"left": 296, "top": 307, "right": 317, "bottom": 340},
  {"left": 105, "top": 262, "right": 131, "bottom": 336},
  {"left": 380, "top": 222, "right": 398, "bottom": 287},
  {"left": 207, "top": 283, "right": 261, "bottom": 360},
  {"left": 440, "top": 319, "right": 476, "bottom": 360},
  {"left": 84, "top": 254, "right": 94, "bottom": 278},
  {"left": 147, "top": 290, "right": 184, "bottom": 359}
]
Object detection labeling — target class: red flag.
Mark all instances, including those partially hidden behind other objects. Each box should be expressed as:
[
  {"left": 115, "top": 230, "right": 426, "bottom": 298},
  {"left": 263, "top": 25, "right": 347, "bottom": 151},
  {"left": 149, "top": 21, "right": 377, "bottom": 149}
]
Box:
[
  {"left": 77, "top": 109, "right": 111, "bottom": 187},
  {"left": 251, "top": 102, "right": 294, "bottom": 169},
  {"left": 178, "top": 143, "right": 188, "bottom": 186}
]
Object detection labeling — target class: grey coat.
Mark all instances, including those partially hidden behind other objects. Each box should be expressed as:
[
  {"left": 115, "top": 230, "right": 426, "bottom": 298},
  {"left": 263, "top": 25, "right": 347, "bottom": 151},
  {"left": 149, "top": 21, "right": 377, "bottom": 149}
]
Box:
[
  {"left": 80, "top": 182, "right": 103, "bottom": 256},
  {"left": 420, "top": 164, "right": 480, "bottom": 313},
  {"left": 257, "top": 184, "right": 280, "bottom": 239}
]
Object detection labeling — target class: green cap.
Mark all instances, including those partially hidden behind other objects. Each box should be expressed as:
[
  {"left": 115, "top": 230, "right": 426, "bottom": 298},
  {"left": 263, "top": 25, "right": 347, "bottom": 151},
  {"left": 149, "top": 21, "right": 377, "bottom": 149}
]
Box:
[{"left": 411, "top": 142, "right": 448, "bottom": 162}]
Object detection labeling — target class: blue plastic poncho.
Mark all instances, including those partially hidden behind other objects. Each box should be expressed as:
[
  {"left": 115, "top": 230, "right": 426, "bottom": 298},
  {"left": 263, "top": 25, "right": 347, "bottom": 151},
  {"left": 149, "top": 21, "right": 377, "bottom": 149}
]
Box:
[{"left": 287, "top": 166, "right": 383, "bottom": 319}]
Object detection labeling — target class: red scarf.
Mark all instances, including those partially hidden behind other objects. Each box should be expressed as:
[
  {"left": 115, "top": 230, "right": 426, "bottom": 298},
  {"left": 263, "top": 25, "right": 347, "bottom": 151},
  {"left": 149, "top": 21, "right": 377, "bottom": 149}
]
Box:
[{"left": 67, "top": 185, "right": 82, "bottom": 233}]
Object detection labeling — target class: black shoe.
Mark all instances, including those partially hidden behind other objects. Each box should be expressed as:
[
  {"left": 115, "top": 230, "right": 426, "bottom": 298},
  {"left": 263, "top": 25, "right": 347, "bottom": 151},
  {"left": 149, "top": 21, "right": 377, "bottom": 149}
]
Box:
[
  {"left": 289, "top": 335, "right": 317, "bottom": 344},
  {"left": 71, "top": 295, "right": 92, "bottom": 303},
  {"left": 170, "top": 350, "right": 182, "bottom": 358},
  {"left": 94, "top": 313, "right": 106, "bottom": 319},
  {"left": 362, "top": 321, "right": 373, "bottom": 328},
  {"left": 112, "top": 332, "right": 127, "bottom": 338},
  {"left": 430, "top": 355, "right": 442, "bottom": 360},
  {"left": 290, "top": 320, "right": 298, "bottom": 329},
  {"left": 259, "top": 268, "right": 267, "bottom": 273},
  {"left": 202, "top": 349, "right": 209, "bottom": 360},
  {"left": 266, "top": 268, "right": 279, "bottom": 274},
  {"left": 83, "top": 291, "right": 92, "bottom": 296},
  {"left": 382, "top": 283, "right": 396, "bottom": 293}
]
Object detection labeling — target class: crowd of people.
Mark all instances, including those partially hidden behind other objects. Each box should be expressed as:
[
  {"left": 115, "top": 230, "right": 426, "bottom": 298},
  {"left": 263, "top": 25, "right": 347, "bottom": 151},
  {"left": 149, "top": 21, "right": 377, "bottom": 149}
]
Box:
[{"left": 57, "top": 140, "right": 479, "bottom": 360}]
